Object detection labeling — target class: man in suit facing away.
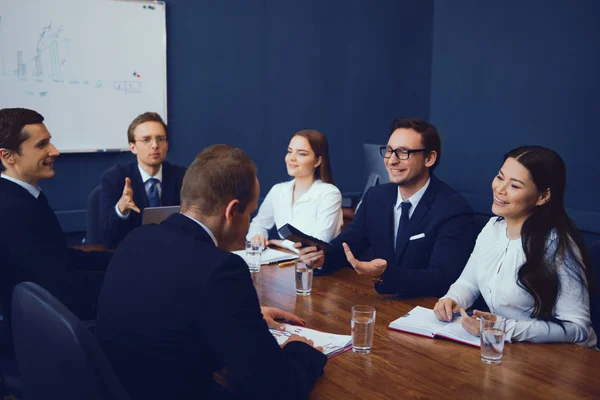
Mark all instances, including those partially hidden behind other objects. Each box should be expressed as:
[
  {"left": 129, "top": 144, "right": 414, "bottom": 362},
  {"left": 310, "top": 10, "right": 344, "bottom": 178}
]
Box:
[
  {"left": 95, "top": 144, "right": 327, "bottom": 400},
  {"left": 99, "top": 112, "right": 186, "bottom": 249},
  {"left": 299, "top": 117, "right": 478, "bottom": 298},
  {"left": 0, "top": 108, "right": 111, "bottom": 327}
]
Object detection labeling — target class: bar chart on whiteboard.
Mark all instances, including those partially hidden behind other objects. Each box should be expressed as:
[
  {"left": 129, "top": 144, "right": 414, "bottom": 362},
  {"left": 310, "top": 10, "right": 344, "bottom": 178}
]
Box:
[{"left": 0, "top": 0, "right": 166, "bottom": 152}]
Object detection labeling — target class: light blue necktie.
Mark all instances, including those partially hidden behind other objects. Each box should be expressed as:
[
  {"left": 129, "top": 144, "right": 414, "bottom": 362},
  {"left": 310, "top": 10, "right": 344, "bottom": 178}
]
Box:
[{"left": 147, "top": 178, "right": 161, "bottom": 207}]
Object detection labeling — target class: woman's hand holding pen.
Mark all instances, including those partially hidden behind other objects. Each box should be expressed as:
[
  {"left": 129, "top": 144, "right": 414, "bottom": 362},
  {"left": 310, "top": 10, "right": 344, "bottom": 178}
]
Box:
[
  {"left": 250, "top": 233, "right": 268, "bottom": 249},
  {"left": 459, "top": 310, "right": 496, "bottom": 336},
  {"left": 433, "top": 298, "right": 460, "bottom": 321}
]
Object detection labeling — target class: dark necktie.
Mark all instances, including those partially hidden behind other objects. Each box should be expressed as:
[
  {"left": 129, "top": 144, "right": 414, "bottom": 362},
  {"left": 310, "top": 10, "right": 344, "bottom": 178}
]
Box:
[
  {"left": 147, "top": 178, "right": 161, "bottom": 207},
  {"left": 395, "top": 201, "right": 412, "bottom": 254}
]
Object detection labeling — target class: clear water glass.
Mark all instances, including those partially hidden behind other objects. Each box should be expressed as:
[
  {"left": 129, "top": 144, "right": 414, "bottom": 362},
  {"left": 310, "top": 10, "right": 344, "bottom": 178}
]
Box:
[
  {"left": 245, "top": 241, "right": 261, "bottom": 273},
  {"left": 295, "top": 262, "right": 313, "bottom": 296},
  {"left": 351, "top": 305, "right": 376, "bottom": 354},
  {"left": 480, "top": 315, "right": 506, "bottom": 364}
]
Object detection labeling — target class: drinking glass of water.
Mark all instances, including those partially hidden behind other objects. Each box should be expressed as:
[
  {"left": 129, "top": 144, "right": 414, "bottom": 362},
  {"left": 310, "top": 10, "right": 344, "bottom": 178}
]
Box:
[
  {"left": 480, "top": 315, "right": 506, "bottom": 364},
  {"left": 245, "top": 241, "right": 261, "bottom": 273},
  {"left": 351, "top": 305, "right": 376, "bottom": 354},
  {"left": 295, "top": 262, "right": 313, "bottom": 296}
]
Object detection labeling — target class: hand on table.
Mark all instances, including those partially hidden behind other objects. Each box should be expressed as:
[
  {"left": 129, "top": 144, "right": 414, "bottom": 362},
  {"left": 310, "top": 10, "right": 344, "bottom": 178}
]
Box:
[
  {"left": 250, "top": 233, "right": 268, "bottom": 249},
  {"left": 433, "top": 298, "right": 460, "bottom": 322},
  {"left": 282, "top": 334, "right": 324, "bottom": 353},
  {"left": 260, "top": 306, "right": 305, "bottom": 331},
  {"left": 459, "top": 310, "right": 496, "bottom": 336}
]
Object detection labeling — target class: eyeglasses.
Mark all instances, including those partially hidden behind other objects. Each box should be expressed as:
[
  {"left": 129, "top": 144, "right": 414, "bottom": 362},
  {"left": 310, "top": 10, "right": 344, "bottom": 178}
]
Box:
[
  {"left": 379, "top": 146, "right": 427, "bottom": 160},
  {"left": 134, "top": 136, "right": 168, "bottom": 146}
]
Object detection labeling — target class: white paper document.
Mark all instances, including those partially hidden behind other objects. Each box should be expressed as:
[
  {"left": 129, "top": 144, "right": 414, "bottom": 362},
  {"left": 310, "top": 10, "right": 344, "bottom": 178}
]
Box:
[
  {"left": 270, "top": 323, "right": 352, "bottom": 357},
  {"left": 231, "top": 248, "right": 298, "bottom": 265}
]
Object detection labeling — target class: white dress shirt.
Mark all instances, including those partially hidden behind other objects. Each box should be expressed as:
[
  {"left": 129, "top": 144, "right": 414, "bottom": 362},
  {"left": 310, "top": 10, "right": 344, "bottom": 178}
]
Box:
[
  {"left": 443, "top": 217, "right": 597, "bottom": 347},
  {"left": 115, "top": 164, "right": 163, "bottom": 219},
  {"left": 182, "top": 214, "right": 218, "bottom": 247},
  {"left": 393, "top": 178, "right": 430, "bottom": 248},
  {"left": 247, "top": 179, "right": 343, "bottom": 250},
  {"left": 1, "top": 174, "right": 40, "bottom": 198}
]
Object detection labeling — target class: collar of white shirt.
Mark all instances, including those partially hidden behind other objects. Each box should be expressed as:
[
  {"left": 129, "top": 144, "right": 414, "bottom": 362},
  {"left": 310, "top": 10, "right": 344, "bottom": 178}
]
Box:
[
  {"left": 286, "top": 179, "right": 323, "bottom": 203},
  {"left": 137, "top": 164, "right": 163, "bottom": 184},
  {"left": 394, "top": 177, "right": 431, "bottom": 218},
  {"left": 1, "top": 174, "right": 41, "bottom": 198},
  {"left": 181, "top": 213, "right": 219, "bottom": 247}
]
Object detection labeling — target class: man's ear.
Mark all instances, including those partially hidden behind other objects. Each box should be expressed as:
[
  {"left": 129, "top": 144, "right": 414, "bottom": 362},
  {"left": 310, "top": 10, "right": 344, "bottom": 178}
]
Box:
[
  {"left": 0, "top": 148, "right": 16, "bottom": 167},
  {"left": 224, "top": 199, "right": 240, "bottom": 223},
  {"left": 129, "top": 142, "right": 138, "bottom": 155},
  {"left": 424, "top": 150, "right": 437, "bottom": 168},
  {"left": 536, "top": 188, "right": 551, "bottom": 207}
]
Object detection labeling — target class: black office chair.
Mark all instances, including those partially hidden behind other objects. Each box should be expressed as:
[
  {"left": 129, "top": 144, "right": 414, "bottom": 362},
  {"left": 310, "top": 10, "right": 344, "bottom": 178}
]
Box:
[
  {"left": 84, "top": 185, "right": 102, "bottom": 245},
  {"left": 590, "top": 241, "right": 600, "bottom": 337},
  {"left": 11, "top": 282, "right": 130, "bottom": 400},
  {"left": 355, "top": 173, "right": 380, "bottom": 212},
  {"left": 0, "top": 298, "right": 22, "bottom": 398}
]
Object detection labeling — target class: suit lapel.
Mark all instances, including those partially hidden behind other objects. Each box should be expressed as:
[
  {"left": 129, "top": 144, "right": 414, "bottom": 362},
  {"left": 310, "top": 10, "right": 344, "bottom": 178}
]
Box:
[
  {"left": 160, "top": 162, "right": 175, "bottom": 204},
  {"left": 395, "top": 176, "right": 439, "bottom": 262}
]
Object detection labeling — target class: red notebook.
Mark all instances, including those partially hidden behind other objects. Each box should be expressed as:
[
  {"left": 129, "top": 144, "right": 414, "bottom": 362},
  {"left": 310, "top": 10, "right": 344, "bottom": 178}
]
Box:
[{"left": 388, "top": 306, "right": 480, "bottom": 347}]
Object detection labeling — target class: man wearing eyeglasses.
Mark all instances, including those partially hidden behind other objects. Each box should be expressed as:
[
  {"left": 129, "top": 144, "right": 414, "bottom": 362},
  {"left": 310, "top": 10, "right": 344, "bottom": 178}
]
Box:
[
  {"left": 298, "top": 117, "right": 478, "bottom": 298},
  {"left": 99, "top": 112, "right": 187, "bottom": 249}
]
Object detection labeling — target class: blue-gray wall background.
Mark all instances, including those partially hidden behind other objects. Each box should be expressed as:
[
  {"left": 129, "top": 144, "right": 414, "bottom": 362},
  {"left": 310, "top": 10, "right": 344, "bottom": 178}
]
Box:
[{"left": 34, "top": 1, "right": 599, "bottom": 240}]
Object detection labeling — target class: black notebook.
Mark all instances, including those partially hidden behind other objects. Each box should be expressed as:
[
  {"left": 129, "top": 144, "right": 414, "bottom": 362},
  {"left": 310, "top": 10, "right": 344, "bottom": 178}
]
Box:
[{"left": 277, "top": 224, "right": 332, "bottom": 251}]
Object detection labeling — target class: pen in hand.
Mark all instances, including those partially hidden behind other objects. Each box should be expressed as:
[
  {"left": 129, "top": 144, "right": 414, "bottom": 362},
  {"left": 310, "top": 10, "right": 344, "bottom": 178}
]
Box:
[{"left": 452, "top": 311, "right": 474, "bottom": 319}]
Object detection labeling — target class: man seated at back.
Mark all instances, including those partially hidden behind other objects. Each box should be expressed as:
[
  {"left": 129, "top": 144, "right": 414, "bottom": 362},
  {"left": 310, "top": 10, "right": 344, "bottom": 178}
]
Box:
[
  {"left": 299, "top": 117, "right": 478, "bottom": 298},
  {"left": 0, "top": 108, "right": 111, "bottom": 326},
  {"left": 95, "top": 144, "right": 327, "bottom": 400},
  {"left": 99, "top": 112, "right": 186, "bottom": 249}
]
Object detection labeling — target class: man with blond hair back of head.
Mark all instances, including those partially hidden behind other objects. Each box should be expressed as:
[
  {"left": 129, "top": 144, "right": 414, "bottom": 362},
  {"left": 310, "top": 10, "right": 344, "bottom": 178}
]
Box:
[{"left": 95, "top": 144, "right": 327, "bottom": 400}]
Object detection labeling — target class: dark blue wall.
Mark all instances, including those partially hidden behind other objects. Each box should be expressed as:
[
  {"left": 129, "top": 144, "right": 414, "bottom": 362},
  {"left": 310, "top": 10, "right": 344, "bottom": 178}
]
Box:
[
  {"left": 430, "top": 1, "right": 600, "bottom": 237},
  {"left": 40, "top": 0, "right": 434, "bottom": 234}
]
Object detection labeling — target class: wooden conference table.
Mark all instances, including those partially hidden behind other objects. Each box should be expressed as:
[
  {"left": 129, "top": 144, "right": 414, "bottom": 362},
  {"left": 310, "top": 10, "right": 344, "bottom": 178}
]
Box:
[{"left": 251, "top": 264, "right": 600, "bottom": 400}]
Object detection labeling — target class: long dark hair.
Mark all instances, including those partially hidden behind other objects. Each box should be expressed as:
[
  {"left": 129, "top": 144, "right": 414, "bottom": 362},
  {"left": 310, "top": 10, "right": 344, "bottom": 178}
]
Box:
[
  {"left": 292, "top": 129, "right": 335, "bottom": 184},
  {"left": 506, "top": 146, "right": 594, "bottom": 327}
]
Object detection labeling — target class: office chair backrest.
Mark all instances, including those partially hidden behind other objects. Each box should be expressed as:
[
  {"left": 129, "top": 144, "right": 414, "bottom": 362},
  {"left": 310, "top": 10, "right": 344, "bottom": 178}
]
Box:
[
  {"left": 355, "top": 173, "right": 380, "bottom": 212},
  {"left": 11, "top": 282, "right": 130, "bottom": 400},
  {"left": 85, "top": 185, "right": 102, "bottom": 245}
]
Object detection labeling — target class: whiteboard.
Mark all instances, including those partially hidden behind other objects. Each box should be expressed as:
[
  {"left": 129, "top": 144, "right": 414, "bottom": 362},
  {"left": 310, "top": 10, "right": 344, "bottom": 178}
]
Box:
[{"left": 0, "top": 0, "right": 166, "bottom": 152}]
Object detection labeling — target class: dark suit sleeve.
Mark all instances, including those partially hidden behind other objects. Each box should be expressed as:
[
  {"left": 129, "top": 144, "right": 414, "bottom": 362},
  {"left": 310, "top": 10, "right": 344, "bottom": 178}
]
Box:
[
  {"left": 377, "top": 198, "right": 477, "bottom": 297},
  {"left": 66, "top": 248, "right": 113, "bottom": 271},
  {"left": 320, "top": 189, "right": 374, "bottom": 274},
  {"left": 99, "top": 167, "right": 133, "bottom": 249},
  {"left": 204, "top": 255, "right": 326, "bottom": 399}
]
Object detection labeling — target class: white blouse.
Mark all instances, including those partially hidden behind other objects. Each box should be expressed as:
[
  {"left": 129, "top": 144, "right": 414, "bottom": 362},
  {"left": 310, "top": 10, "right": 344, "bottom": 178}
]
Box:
[
  {"left": 246, "top": 179, "right": 343, "bottom": 250},
  {"left": 444, "top": 217, "right": 596, "bottom": 347}
]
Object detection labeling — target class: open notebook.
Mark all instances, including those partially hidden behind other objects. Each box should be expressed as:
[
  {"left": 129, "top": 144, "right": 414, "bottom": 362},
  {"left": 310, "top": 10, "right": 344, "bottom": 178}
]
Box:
[
  {"left": 231, "top": 248, "right": 297, "bottom": 265},
  {"left": 270, "top": 323, "right": 352, "bottom": 358},
  {"left": 388, "top": 306, "right": 480, "bottom": 347}
]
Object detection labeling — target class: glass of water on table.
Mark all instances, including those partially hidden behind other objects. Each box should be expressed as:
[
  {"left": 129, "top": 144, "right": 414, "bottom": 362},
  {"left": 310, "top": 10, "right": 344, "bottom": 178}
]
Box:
[
  {"left": 245, "top": 241, "right": 262, "bottom": 273},
  {"left": 480, "top": 314, "right": 506, "bottom": 364},
  {"left": 351, "top": 305, "right": 376, "bottom": 354}
]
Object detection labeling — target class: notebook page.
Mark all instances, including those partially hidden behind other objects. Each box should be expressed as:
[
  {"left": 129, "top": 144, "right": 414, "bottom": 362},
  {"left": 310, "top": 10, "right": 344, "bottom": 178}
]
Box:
[
  {"left": 388, "top": 306, "right": 448, "bottom": 338},
  {"left": 231, "top": 248, "right": 298, "bottom": 265},
  {"left": 437, "top": 320, "right": 480, "bottom": 347}
]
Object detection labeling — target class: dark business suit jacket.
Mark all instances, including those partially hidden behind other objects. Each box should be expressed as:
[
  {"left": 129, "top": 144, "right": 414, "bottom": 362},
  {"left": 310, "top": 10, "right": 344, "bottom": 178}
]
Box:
[
  {"left": 95, "top": 213, "right": 327, "bottom": 400},
  {"left": 322, "top": 175, "right": 477, "bottom": 298},
  {"left": 0, "top": 178, "right": 111, "bottom": 327},
  {"left": 99, "top": 160, "right": 186, "bottom": 249}
]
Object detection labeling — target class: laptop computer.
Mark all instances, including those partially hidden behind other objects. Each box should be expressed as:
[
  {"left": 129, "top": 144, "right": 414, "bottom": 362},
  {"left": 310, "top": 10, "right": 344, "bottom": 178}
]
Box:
[{"left": 141, "top": 205, "right": 180, "bottom": 225}]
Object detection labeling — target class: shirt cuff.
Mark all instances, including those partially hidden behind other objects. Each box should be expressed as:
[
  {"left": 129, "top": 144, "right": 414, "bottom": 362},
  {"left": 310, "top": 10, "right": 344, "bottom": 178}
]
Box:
[{"left": 115, "top": 203, "right": 130, "bottom": 219}]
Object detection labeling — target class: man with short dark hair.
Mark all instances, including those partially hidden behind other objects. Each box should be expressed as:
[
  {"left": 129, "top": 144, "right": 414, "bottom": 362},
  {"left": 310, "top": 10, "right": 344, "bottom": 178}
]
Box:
[
  {"left": 299, "top": 117, "right": 478, "bottom": 298},
  {"left": 96, "top": 144, "right": 327, "bottom": 400},
  {"left": 0, "top": 108, "right": 111, "bottom": 326},
  {"left": 99, "top": 112, "right": 186, "bottom": 248}
]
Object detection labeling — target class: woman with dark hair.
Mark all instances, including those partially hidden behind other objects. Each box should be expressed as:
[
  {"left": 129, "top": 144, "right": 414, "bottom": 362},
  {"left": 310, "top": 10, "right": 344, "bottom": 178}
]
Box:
[
  {"left": 247, "top": 129, "right": 342, "bottom": 250},
  {"left": 433, "top": 146, "right": 596, "bottom": 346}
]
